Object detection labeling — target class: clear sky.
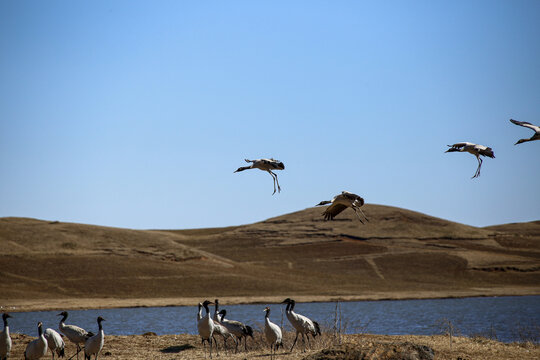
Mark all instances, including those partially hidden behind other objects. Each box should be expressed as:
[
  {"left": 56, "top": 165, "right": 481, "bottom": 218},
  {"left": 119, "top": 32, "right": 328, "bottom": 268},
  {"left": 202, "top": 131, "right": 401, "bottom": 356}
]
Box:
[{"left": 1, "top": 0, "right": 539, "bottom": 230}]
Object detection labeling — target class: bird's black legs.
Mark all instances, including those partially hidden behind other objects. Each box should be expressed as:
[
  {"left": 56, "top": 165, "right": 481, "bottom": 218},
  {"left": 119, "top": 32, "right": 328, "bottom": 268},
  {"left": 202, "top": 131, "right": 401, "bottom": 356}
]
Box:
[
  {"left": 472, "top": 156, "right": 483, "bottom": 178},
  {"left": 290, "top": 332, "right": 299, "bottom": 351},
  {"left": 267, "top": 170, "right": 281, "bottom": 195},
  {"left": 358, "top": 208, "right": 370, "bottom": 222}
]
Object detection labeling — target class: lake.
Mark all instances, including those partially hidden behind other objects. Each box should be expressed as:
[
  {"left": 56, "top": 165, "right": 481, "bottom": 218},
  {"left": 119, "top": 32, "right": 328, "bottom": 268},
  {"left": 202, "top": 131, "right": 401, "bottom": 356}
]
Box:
[{"left": 5, "top": 296, "right": 539, "bottom": 343}]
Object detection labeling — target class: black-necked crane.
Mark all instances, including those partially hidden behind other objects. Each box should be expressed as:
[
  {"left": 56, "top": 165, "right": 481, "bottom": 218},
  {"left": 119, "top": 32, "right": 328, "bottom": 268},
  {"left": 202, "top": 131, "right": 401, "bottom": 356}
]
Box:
[
  {"left": 44, "top": 328, "right": 65, "bottom": 360},
  {"left": 445, "top": 142, "right": 495, "bottom": 178},
  {"left": 84, "top": 316, "right": 105, "bottom": 360},
  {"left": 58, "top": 311, "right": 93, "bottom": 360},
  {"left": 198, "top": 300, "right": 216, "bottom": 358},
  {"left": 510, "top": 119, "right": 540, "bottom": 145},
  {"left": 281, "top": 298, "right": 320, "bottom": 352},
  {"left": 217, "top": 309, "right": 253, "bottom": 352},
  {"left": 263, "top": 307, "right": 283, "bottom": 359},
  {"left": 24, "top": 322, "right": 48, "bottom": 360},
  {"left": 234, "top": 158, "right": 285, "bottom": 194},
  {"left": 316, "top": 191, "right": 369, "bottom": 223},
  {"left": 0, "top": 313, "right": 12, "bottom": 360},
  {"left": 212, "top": 299, "right": 237, "bottom": 351}
]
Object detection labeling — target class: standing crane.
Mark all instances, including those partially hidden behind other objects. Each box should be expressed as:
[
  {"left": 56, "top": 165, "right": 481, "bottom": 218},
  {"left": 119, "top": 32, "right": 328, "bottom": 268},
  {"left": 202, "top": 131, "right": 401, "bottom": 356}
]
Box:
[
  {"left": 445, "top": 142, "right": 495, "bottom": 178},
  {"left": 84, "top": 317, "right": 105, "bottom": 360},
  {"left": 0, "top": 313, "right": 12, "bottom": 360},
  {"left": 24, "top": 322, "right": 48, "bottom": 360},
  {"left": 281, "top": 298, "right": 321, "bottom": 352},
  {"left": 198, "top": 300, "right": 216, "bottom": 359},
  {"left": 316, "top": 191, "right": 369, "bottom": 223},
  {"left": 234, "top": 158, "right": 285, "bottom": 194},
  {"left": 217, "top": 310, "right": 253, "bottom": 352},
  {"left": 44, "top": 328, "right": 65, "bottom": 360},
  {"left": 57, "top": 311, "right": 93, "bottom": 360},
  {"left": 212, "top": 299, "right": 236, "bottom": 351},
  {"left": 510, "top": 119, "right": 540, "bottom": 145},
  {"left": 263, "top": 307, "right": 283, "bottom": 359}
]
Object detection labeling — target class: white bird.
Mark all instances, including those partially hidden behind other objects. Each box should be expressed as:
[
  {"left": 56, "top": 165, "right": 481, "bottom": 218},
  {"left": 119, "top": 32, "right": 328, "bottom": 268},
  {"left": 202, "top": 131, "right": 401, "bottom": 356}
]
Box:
[
  {"left": 198, "top": 300, "right": 216, "bottom": 358},
  {"left": 445, "top": 142, "right": 495, "bottom": 178},
  {"left": 24, "top": 322, "right": 48, "bottom": 360},
  {"left": 263, "top": 307, "right": 283, "bottom": 359},
  {"left": 44, "top": 328, "right": 65, "bottom": 360},
  {"left": 0, "top": 313, "right": 12, "bottom": 360},
  {"left": 217, "top": 309, "right": 253, "bottom": 352},
  {"left": 57, "top": 311, "right": 93, "bottom": 360},
  {"left": 316, "top": 191, "right": 369, "bottom": 223},
  {"left": 212, "top": 299, "right": 236, "bottom": 351},
  {"left": 234, "top": 158, "right": 285, "bottom": 194},
  {"left": 510, "top": 119, "right": 540, "bottom": 145},
  {"left": 84, "top": 316, "right": 105, "bottom": 360},
  {"left": 281, "top": 298, "right": 321, "bottom": 352}
]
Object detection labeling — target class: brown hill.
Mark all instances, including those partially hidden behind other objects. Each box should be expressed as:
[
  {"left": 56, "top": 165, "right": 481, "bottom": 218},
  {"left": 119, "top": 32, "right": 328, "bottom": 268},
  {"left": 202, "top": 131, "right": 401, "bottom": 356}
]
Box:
[{"left": 1, "top": 204, "right": 539, "bottom": 311}]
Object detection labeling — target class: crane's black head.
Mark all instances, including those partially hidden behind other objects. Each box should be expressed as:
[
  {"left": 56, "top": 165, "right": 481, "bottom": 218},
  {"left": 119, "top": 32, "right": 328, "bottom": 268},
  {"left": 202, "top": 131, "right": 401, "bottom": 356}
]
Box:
[
  {"left": 218, "top": 309, "right": 227, "bottom": 318},
  {"left": 276, "top": 162, "right": 285, "bottom": 170},
  {"left": 97, "top": 316, "right": 106, "bottom": 323},
  {"left": 2, "top": 313, "right": 11, "bottom": 321},
  {"left": 281, "top": 298, "right": 294, "bottom": 304},
  {"left": 57, "top": 311, "right": 68, "bottom": 318},
  {"left": 202, "top": 300, "right": 213, "bottom": 307}
]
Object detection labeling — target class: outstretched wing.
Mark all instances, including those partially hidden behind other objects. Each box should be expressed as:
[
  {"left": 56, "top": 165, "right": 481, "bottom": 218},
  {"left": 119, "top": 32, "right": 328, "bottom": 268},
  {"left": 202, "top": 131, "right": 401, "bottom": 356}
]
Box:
[
  {"left": 510, "top": 119, "right": 540, "bottom": 132},
  {"left": 322, "top": 203, "right": 348, "bottom": 220},
  {"left": 447, "top": 142, "right": 474, "bottom": 150}
]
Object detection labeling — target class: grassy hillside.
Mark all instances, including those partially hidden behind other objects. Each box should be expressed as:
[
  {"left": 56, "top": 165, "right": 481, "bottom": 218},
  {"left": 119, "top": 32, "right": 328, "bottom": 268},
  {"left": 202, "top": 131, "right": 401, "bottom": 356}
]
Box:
[{"left": 1, "top": 204, "right": 539, "bottom": 310}]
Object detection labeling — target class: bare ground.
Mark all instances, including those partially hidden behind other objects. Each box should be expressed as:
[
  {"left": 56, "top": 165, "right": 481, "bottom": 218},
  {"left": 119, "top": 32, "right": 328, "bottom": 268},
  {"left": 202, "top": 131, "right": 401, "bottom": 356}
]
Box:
[{"left": 7, "top": 331, "right": 540, "bottom": 360}]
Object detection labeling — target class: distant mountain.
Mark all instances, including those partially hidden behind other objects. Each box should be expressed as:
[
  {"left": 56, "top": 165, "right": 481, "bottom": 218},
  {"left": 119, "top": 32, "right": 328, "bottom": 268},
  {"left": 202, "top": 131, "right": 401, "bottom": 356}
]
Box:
[{"left": 1, "top": 204, "right": 539, "bottom": 310}]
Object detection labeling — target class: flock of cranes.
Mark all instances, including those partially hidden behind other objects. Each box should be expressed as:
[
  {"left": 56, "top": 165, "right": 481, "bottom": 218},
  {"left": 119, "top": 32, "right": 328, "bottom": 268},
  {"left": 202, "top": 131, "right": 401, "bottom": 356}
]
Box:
[
  {"left": 233, "top": 119, "right": 538, "bottom": 222},
  {"left": 1, "top": 298, "right": 322, "bottom": 359},
  {"left": 196, "top": 298, "right": 321, "bottom": 359},
  {"left": 1, "top": 118, "right": 537, "bottom": 359},
  {"left": 1, "top": 312, "right": 105, "bottom": 360}
]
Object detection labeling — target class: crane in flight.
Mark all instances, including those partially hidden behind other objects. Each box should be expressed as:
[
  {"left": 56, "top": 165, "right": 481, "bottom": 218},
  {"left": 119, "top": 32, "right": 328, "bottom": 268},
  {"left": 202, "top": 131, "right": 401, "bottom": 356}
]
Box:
[
  {"left": 445, "top": 142, "right": 495, "bottom": 179},
  {"left": 510, "top": 119, "right": 540, "bottom": 145},
  {"left": 316, "top": 191, "right": 369, "bottom": 224},
  {"left": 234, "top": 158, "right": 285, "bottom": 195}
]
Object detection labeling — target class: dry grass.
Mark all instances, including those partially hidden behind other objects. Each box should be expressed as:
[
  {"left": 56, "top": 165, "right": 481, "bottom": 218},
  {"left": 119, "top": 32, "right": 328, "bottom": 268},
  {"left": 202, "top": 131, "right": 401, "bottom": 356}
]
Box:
[{"left": 6, "top": 331, "right": 540, "bottom": 360}]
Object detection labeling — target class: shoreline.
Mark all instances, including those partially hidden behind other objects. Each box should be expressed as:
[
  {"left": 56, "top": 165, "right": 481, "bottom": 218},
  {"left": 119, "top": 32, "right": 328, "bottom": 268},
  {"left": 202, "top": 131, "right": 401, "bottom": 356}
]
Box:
[{"left": 3, "top": 287, "right": 538, "bottom": 312}]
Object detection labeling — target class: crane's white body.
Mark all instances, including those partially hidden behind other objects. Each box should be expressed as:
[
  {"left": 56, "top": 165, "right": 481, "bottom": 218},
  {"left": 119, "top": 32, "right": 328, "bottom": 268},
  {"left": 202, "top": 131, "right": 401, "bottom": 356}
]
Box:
[
  {"left": 282, "top": 298, "right": 320, "bottom": 352},
  {"left": 212, "top": 300, "right": 236, "bottom": 351},
  {"left": 84, "top": 317, "right": 105, "bottom": 360},
  {"left": 445, "top": 142, "right": 495, "bottom": 178},
  {"left": 317, "top": 191, "right": 369, "bottom": 223},
  {"left": 510, "top": 119, "right": 540, "bottom": 144},
  {"left": 197, "top": 300, "right": 216, "bottom": 358},
  {"left": 25, "top": 322, "right": 48, "bottom": 360},
  {"left": 0, "top": 314, "right": 12, "bottom": 360},
  {"left": 234, "top": 158, "right": 285, "bottom": 194},
  {"left": 263, "top": 307, "right": 282, "bottom": 358},
  {"left": 58, "top": 311, "right": 91, "bottom": 360},
  {"left": 44, "top": 328, "right": 65, "bottom": 360},
  {"left": 217, "top": 310, "right": 253, "bottom": 352}
]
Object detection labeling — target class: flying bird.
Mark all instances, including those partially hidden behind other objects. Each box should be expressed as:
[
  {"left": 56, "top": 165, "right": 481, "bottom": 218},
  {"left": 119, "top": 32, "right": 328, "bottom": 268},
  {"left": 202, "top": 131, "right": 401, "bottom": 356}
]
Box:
[
  {"left": 510, "top": 119, "right": 540, "bottom": 145},
  {"left": 316, "top": 191, "right": 369, "bottom": 223},
  {"left": 445, "top": 142, "right": 495, "bottom": 178},
  {"left": 234, "top": 158, "right": 285, "bottom": 195}
]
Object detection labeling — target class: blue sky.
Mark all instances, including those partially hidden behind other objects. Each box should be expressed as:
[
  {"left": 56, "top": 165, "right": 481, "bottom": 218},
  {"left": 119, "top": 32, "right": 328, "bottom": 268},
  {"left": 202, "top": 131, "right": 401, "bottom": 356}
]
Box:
[{"left": 1, "top": 0, "right": 539, "bottom": 229}]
